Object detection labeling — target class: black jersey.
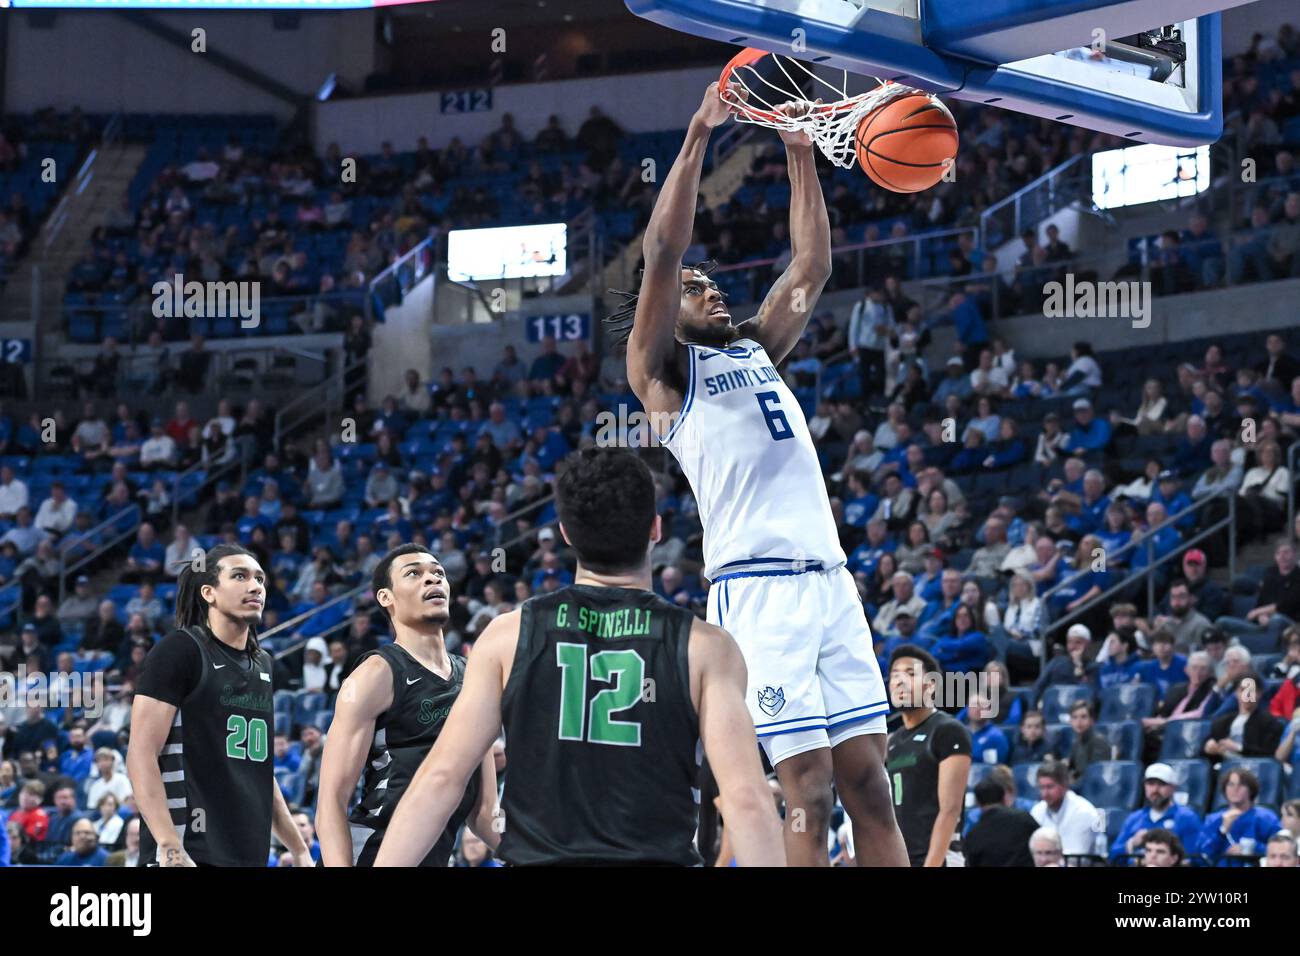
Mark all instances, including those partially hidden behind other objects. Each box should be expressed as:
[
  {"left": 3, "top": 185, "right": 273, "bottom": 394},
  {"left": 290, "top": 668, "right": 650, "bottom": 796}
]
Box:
[
  {"left": 348, "top": 642, "right": 480, "bottom": 867},
  {"left": 886, "top": 710, "right": 972, "bottom": 866},
  {"left": 498, "top": 585, "right": 701, "bottom": 866},
  {"left": 135, "top": 626, "right": 275, "bottom": 867}
]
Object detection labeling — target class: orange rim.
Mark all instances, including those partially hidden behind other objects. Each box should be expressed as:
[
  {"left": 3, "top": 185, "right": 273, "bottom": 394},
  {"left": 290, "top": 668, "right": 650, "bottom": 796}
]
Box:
[{"left": 718, "top": 47, "right": 875, "bottom": 123}]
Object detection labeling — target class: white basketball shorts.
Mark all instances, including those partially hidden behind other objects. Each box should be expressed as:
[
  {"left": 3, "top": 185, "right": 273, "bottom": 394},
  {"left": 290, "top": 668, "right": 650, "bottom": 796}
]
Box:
[{"left": 707, "top": 559, "right": 890, "bottom": 766}]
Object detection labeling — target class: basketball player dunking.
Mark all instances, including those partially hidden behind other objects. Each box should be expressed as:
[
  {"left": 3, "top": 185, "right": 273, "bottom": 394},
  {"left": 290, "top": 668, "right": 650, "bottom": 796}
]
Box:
[
  {"left": 615, "top": 82, "right": 909, "bottom": 865},
  {"left": 373, "top": 449, "right": 784, "bottom": 866},
  {"left": 316, "top": 544, "right": 499, "bottom": 866}
]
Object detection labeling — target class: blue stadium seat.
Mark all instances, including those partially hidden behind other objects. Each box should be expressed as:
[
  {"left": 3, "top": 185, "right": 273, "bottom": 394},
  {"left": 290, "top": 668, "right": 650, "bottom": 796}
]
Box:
[
  {"left": 1044, "top": 722, "right": 1074, "bottom": 756},
  {"left": 276, "top": 771, "right": 305, "bottom": 806},
  {"left": 1099, "top": 684, "right": 1156, "bottom": 722},
  {"left": 1099, "top": 806, "right": 1128, "bottom": 845},
  {"left": 1288, "top": 767, "right": 1300, "bottom": 801},
  {"left": 274, "top": 690, "right": 296, "bottom": 715},
  {"left": 1164, "top": 759, "right": 1212, "bottom": 813},
  {"left": 1095, "top": 721, "right": 1142, "bottom": 761},
  {"left": 966, "top": 762, "right": 1000, "bottom": 790},
  {"left": 1012, "top": 762, "right": 1044, "bottom": 802},
  {"left": 999, "top": 688, "right": 1034, "bottom": 726},
  {"left": 1079, "top": 760, "right": 1142, "bottom": 810},
  {"left": 1159, "top": 719, "right": 1212, "bottom": 760},
  {"left": 1212, "top": 759, "right": 1283, "bottom": 809},
  {"left": 294, "top": 691, "right": 325, "bottom": 723},
  {"left": 1041, "top": 684, "right": 1094, "bottom": 723}
]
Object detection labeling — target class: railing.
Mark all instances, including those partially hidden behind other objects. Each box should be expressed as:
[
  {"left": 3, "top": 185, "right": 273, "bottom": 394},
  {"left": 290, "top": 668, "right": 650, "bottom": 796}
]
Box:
[
  {"left": 710, "top": 226, "right": 977, "bottom": 304},
  {"left": 56, "top": 503, "right": 142, "bottom": 602},
  {"left": 1287, "top": 441, "right": 1300, "bottom": 537},
  {"left": 909, "top": 223, "right": 1300, "bottom": 326},
  {"left": 710, "top": 118, "right": 759, "bottom": 169},
  {"left": 63, "top": 288, "right": 366, "bottom": 349},
  {"left": 263, "top": 492, "right": 561, "bottom": 661},
  {"left": 259, "top": 581, "right": 369, "bottom": 662},
  {"left": 366, "top": 235, "right": 436, "bottom": 322},
  {"left": 42, "top": 112, "right": 123, "bottom": 258},
  {"left": 169, "top": 452, "right": 248, "bottom": 528},
  {"left": 1037, "top": 493, "right": 1237, "bottom": 658},
  {"left": 34, "top": 340, "right": 336, "bottom": 402},
  {"left": 979, "top": 153, "right": 1090, "bottom": 251},
  {"left": 272, "top": 355, "right": 364, "bottom": 450}
]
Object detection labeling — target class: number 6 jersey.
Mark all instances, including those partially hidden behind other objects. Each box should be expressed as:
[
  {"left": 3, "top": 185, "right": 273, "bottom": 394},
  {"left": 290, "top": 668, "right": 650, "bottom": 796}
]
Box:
[{"left": 660, "top": 338, "right": 846, "bottom": 580}]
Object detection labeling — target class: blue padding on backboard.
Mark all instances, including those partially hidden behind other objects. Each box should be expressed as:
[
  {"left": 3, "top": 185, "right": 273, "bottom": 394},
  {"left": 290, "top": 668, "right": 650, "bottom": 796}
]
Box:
[{"left": 627, "top": 0, "right": 1225, "bottom": 145}]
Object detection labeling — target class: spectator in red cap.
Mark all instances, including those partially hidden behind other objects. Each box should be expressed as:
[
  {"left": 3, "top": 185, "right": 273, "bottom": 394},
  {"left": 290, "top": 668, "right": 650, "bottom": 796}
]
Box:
[{"left": 1177, "top": 548, "right": 1228, "bottom": 620}]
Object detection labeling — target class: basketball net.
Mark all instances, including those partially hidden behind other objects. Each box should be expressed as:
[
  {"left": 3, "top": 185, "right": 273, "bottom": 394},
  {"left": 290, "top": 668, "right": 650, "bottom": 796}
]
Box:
[{"left": 719, "top": 48, "right": 922, "bottom": 171}]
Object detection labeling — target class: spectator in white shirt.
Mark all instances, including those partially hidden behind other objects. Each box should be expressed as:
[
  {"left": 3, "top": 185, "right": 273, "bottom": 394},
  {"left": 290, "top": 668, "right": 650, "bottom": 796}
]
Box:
[
  {"left": 0, "top": 505, "right": 49, "bottom": 556},
  {"left": 35, "top": 481, "right": 78, "bottom": 536},
  {"left": 970, "top": 348, "right": 1010, "bottom": 396},
  {"left": 84, "top": 747, "right": 132, "bottom": 810},
  {"left": 208, "top": 398, "right": 236, "bottom": 437},
  {"left": 0, "top": 464, "right": 28, "bottom": 519},
  {"left": 398, "top": 369, "right": 431, "bottom": 415},
  {"left": 1061, "top": 341, "right": 1103, "bottom": 396},
  {"left": 164, "top": 525, "right": 194, "bottom": 578},
  {"left": 1031, "top": 761, "right": 1103, "bottom": 857},
  {"left": 139, "top": 419, "right": 177, "bottom": 470}
]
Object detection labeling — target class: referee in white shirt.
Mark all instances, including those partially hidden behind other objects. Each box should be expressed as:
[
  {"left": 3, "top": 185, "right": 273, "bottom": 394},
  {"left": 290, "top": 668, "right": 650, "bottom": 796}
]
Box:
[{"left": 1030, "top": 760, "right": 1104, "bottom": 859}]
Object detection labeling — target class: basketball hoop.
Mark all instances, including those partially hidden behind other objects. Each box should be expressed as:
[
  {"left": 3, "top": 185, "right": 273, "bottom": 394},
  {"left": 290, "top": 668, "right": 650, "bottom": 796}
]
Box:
[{"left": 717, "top": 47, "right": 920, "bottom": 171}]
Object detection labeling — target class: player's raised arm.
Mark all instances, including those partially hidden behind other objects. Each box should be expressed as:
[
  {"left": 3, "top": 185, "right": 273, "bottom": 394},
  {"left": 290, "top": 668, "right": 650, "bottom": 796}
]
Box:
[
  {"left": 739, "top": 103, "right": 832, "bottom": 365},
  {"left": 316, "top": 656, "right": 394, "bottom": 866},
  {"left": 627, "top": 83, "right": 732, "bottom": 404},
  {"left": 373, "top": 612, "right": 515, "bottom": 867},
  {"left": 691, "top": 619, "right": 786, "bottom": 866}
]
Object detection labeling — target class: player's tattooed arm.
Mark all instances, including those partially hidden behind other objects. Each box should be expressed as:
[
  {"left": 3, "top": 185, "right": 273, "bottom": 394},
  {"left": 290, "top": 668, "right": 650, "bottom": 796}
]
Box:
[
  {"left": 629, "top": 83, "right": 732, "bottom": 411},
  {"left": 737, "top": 117, "right": 832, "bottom": 365},
  {"left": 317, "top": 656, "right": 395, "bottom": 866},
  {"left": 126, "top": 694, "right": 195, "bottom": 867}
]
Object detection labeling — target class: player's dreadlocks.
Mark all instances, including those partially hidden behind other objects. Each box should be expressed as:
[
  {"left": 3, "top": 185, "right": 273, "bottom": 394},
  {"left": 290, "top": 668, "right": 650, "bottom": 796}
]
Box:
[{"left": 602, "top": 259, "right": 724, "bottom": 348}]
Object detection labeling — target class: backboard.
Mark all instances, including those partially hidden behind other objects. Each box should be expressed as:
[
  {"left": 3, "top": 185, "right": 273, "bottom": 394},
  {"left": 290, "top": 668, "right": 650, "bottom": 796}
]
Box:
[{"left": 625, "top": 0, "right": 1250, "bottom": 145}]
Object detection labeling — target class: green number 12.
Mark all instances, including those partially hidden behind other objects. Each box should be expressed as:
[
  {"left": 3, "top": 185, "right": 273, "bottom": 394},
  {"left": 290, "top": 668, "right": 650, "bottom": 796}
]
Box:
[{"left": 556, "top": 643, "right": 645, "bottom": 747}]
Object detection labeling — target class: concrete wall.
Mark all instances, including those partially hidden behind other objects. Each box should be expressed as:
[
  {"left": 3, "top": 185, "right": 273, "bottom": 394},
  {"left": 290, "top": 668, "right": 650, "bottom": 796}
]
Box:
[
  {"left": 976, "top": 276, "right": 1300, "bottom": 360},
  {"left": 314, "top": 66, "right": 718, "bottom": 154},
  {"left": 5, "top": 10, "right": 377, "bottom": 116},
  {"left": 1221, "top": 0, "right": 1297, "bottom": 56},
  {"left": 368, "top": 272, "right": 435, "bottom": 403}
]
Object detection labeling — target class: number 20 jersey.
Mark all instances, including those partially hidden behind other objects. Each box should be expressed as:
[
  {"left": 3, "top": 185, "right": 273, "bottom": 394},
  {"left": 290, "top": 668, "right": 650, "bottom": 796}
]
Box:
[{"left": 661, "top": 338, "right": 846, "bottom": 580}]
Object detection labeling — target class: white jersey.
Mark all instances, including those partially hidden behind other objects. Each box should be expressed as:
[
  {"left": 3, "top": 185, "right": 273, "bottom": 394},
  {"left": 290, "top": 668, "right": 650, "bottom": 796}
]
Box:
[{"left": 661, "top": 337, "right": 845, "bottom": 580}]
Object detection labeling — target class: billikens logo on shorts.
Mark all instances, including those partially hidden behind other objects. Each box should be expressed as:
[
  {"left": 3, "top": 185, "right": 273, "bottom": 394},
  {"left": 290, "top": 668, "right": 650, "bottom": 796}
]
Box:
[{"left": 757, "top": 686, "right": 785, "bottom": 717}]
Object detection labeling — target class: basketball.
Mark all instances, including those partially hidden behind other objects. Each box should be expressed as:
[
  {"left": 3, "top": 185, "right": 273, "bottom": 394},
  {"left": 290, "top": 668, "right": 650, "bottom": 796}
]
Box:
[{"left": 854, "top": 92, "right": 959, "bottom": 193}]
